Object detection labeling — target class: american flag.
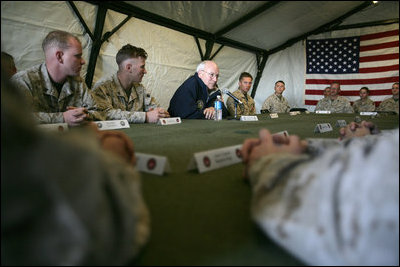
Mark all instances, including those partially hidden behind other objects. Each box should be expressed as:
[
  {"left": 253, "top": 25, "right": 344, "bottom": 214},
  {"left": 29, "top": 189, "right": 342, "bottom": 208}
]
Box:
[{"left": 304, "top": 24, "right": 399, "bottom": 107}]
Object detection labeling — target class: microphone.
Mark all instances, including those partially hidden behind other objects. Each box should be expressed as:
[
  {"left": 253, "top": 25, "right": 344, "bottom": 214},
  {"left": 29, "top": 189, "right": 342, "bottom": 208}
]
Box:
[{"left": 221, "top": 88, "right": 243, "bottom": 105}]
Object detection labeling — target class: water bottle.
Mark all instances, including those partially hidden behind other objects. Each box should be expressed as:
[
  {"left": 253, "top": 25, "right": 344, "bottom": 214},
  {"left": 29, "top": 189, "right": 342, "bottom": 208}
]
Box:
[{"left": 214, "top": 95, "right": 223, "bottom": 121}]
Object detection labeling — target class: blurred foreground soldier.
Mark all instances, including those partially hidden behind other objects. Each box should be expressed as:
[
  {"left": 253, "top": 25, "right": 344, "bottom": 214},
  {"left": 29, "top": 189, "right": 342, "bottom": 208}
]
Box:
[
  {"left": 241, "top": 122, "right": 398, "bottom": 265},
  {"left": 1, "top": 70, "right": 150, "bottom": 265},
  {"left": 377, "top": 82, "right": 399, "bottom": 114},
  {"left": 92, "top": 44, "right": 169, "bottom": 123},
  {"left": 261, "top": 80, "right": 290, "bottom": 113},
  {"left": 226, "top": 72, "right": 256, "bottom": 116},
  {"left": 1, "top": 51, "right": 17, "bottom": 78},
  {"left": 315, "top": 82, "right": 354, "bottom": 113},
  {"left": 168, "top": 60, "right": 228, "bottom": 119},
  {"left": 11, "top": 30, "right": 104, "bottom": 127},
  {"left": 352, "top": 87, "right": 375, "bottom": 113}
]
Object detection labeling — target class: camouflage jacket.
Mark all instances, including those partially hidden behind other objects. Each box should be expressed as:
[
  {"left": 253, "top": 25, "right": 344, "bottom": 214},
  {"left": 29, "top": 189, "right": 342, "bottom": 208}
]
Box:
[
  {"left": 377, "top": 97, "right": 399, "bottom": 114},
  {"left": 226, "top": 89, "right": 256, "bottom": 116},
  {"left": 11, "top": 63, "right": 104, "bottom": 123},
  {"left": 92, "top": 73, "right": 159, "bottom": 123},
  {"left": 352, "top": 98, "right": 376, "bottom": 113},
  {"left": 261, "top": 93, "right": 290, "bottom": 113},
  {"left": 248, "top": 130, "right": 399, "bottom": 265},
  {"left": 315, "top": 96, "right": 354, "bottom": 113}
]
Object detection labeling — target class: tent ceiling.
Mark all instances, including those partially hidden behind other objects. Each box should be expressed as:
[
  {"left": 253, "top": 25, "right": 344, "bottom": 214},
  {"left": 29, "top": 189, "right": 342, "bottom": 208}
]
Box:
[{"left": 116, "top": 1, "right": 399, "bottom": 55}]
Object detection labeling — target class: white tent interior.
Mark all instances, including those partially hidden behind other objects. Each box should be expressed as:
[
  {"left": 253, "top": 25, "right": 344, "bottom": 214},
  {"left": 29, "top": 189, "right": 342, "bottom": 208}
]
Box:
[{"left": 1, "top": 1, "right": 399, "bottom": 112}]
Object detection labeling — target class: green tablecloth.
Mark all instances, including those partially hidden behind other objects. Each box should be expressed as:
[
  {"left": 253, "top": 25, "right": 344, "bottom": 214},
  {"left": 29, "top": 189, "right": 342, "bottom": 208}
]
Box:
[{"left": 123, "top": 113, "right": 399, "bottom": 266}]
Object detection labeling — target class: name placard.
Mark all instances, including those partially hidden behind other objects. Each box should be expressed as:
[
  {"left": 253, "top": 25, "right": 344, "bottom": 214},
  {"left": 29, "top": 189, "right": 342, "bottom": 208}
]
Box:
[
  {"left": 269, "top": 113, "right": 279, "bottom": 119},
  {"left": 360, "top": 112, "right": 377, "bottom": 116},
  {"left": 240, "top": 116, "right": 258, "bottom": 121},
  {"left": 187, "top": 144, "right": 243, "bottom": 173},
  {"left": 335, "top": 120, "right": 347, "bottom": 127},
  {"left": 158, "top": 117, "right": 182, "bottom": 125},
  {"left": 289, "top": 111, "right": 300, "bottom": 116},
  {"left": 316, "top": 110, "right": 331, "bottom": 114},
  {"left": 136, "top": 152, "right": 171, "bottom": 176},
  {"left": 37, "top": 123, "right": 69, "bottom": 132},
  {"left": 314, "top": 123, "right": 333, "bottom": 133},
  {"left": 96, "top": 120, "right": 130, "bottom": 130}
]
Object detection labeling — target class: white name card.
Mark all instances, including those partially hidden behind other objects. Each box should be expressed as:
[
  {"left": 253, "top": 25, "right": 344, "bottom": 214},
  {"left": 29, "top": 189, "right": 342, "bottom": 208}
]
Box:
[
  {"left": 289, "top": 111, "right": 300, "bottom": 116},
  {"left": 335, "top": 120, "right": 347, "bottom": 127},
  {"left": 269, "top": 113, "right": 279, "bottom": 119},
  {"left": 37, "top": 123, "right": 69, "bottom": 132},
  {"left": 96, "top": 120, "right": 130, "bottom": 130},
  {"left": 316, "top": 110, "right": 331, "bottom": 114},
  {"left": 158, "top": 117, "right": 182, "bottom": 125},
  {"left": 240, "top": 116, "right": 258, "bottom": 121},
  {"left": 314, "top": 123, "right": 333, "bottom": 133},
  {"left": 360, "top": 112, "right": 378, "bottom": 116},
  {"left": 136, "top": 152, "right": 171, "bottom": 176},
  {"left": 187, "top": 144, "right": 243, "bottom": 173}
]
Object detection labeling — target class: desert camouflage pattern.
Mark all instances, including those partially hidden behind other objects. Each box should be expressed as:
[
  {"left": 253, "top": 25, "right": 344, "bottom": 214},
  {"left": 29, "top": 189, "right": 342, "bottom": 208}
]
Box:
[
  {"left": 261, "top": 93, "right": 290, "bottom": 113},
  {"left": 92, "top": 74, "right": 159, "bottom": 123},
  {"left": 226, "top": 89, "right": 256, "bottom": 116},
  {"left": 11, "top": 63, "right": 104, "bottom": 123},
  {"left": 377, "top": 97, "right": 399, "bottom": 114},
  {"left": 248, "top": 130, "right": 399, "bottom": 265},
  {"left": 315, "top": 96, "right": 354, "bottom": 113},
  {"left": 352, "top": 98, "right": 376, "bottom": 113}
]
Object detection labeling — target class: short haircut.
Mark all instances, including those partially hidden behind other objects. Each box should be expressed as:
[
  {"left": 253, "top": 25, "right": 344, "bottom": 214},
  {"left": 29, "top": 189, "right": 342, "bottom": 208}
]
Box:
[
  {"left": 116, "top": 44, "right": 148, "bottom": 67},
  {"left": 324, "top": 86, "right": 330, "bottom": 90},
  {"left": 393, "top": 82, "right": 399, "bottom": 87},
  {"left": 275, "top": 80, "right": 285, "bottom": 86},
  {"left": 360, "top": 86, "right": 370, "bottom": 94},
  {"left": 330, "top": 81, "right": 340, "bottom": 87},
  {"left": 239, "top": 72, "right": 253, "bottom": 81},
  {"left": 42, "top": 30, "right": 80, "bottom": 52}
]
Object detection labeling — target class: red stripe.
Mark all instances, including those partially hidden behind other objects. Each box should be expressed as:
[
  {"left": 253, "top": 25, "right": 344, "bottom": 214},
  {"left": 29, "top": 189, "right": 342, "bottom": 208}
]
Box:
[
  {"left": 360, "top": 29, "right": 399, "bottom": 41},
  {"left": 305, "top": 89, "right": 393, "bottom": 96},
  {"left": 359, "top": 65, "right": 399, "bottom": 73},
  {"left": 360, "top": 41, "right": 399, "bottom": 52},
  {"left": 305, "top": 100, "right": 383, "bottom": 106},
  {"left": 359, "top": 53, "right": 399, "bottom": 62},
  {"left": 306, "top": 76, "right": 399, "bottom": 85}
]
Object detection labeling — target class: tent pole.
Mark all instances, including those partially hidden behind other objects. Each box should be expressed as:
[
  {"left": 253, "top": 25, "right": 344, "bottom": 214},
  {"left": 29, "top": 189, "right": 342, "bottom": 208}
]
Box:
[
  {"left": 85, "top": 5, "right": 107, "bottom": 88},
  {"left": 68, "top": 1, "right": 95, "bottom": 41},
  {"left": 251, "top": 52, "right": 268, "bottom": 99}
]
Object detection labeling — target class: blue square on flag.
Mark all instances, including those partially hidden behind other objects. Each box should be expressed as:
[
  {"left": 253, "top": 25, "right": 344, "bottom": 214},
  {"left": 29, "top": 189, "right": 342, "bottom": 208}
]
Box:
[{"left": 306, "top": 37, "right": 360, "bottom": 74}]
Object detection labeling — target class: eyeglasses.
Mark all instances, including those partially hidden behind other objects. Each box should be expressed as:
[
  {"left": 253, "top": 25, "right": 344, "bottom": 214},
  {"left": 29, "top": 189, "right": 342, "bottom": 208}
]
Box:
[{"left": 201, "top": 70, "right": 219, "bottom": 79}]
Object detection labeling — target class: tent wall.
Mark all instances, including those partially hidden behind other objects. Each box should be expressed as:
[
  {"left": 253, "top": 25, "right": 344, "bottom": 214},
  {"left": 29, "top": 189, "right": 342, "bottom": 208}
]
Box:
[{"left": 1, "top": 1, "right": 257, "bottom": 110}]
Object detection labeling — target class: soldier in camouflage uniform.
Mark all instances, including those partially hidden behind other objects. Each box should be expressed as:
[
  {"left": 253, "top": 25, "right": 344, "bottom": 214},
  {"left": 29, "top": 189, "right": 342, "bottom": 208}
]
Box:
[
  {"left": 323, "top": 86, "right": 330, "bottom": 99},
  {"left": 2, "top": 71, "right": 150, "bottom": 265},
  {"left": 261, "top": 80, "right": 290, "bottom": 113},
  {"left": 226, "top": 72, "right": 256, "bottom": 117},
  {"left": 92, "top": 44, "right": 169, "bottom": 123},
  {"left": 352, "top": 86, "right": 376, "bottom": 113},
  {"left": 241, "top": 125, "right": 399, "bottom": 266},
  {"left": 377, "top": 82, "right": 399, "bottom": 114},
  {"left": 11, "top": 30, "right": 104, "bottom": 126},
  {"left": 314, "top": 82, "right": 354, "bottom": 113}
]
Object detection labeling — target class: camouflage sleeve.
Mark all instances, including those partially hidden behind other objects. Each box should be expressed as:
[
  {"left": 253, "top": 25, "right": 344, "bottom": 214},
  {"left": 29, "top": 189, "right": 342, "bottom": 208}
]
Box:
[
  {"left": 91, "top": 85, "right": 146, "bottom": 123},
  {"left": 11, "top": 75, "right": 65, "bottom": 123},
  {"left": 261, "top": 98, "right": 271, "bottom": 111},
  {"left": 344, "top": 102, "right": 354, "bottom": 113},
  {"left": 248, "top": 132, "right": 399, "bottom": 265},
  {"left": 226, "top": 96, "right": 244, "bottom": 116}
]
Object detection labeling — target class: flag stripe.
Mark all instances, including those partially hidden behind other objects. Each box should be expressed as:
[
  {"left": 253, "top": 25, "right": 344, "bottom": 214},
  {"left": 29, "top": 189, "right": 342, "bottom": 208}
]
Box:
[
  {"left": 360, "top": 29, "right": 399, "bottom": 41},
  {"left": 359, "top": 53, "right": 399, "bottom": 62},
  {"left": 305, "top": 89, "right": 392, "bottom": 96},
  {"left": 359, "top": 64, "right": 399, "bottom": 73},
  {"left": 359, "top": 40, "right": 399, "bottom": 52},
  {"left": 306, "top": 76, "right": 398, "bottom": 85}
]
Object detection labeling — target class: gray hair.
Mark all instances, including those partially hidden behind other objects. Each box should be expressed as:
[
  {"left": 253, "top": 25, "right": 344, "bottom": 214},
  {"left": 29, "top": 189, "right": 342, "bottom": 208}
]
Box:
[
  {"left": 42, "top": 30, "right": 81, "bottom": 52},
  {"left": 196, "top": 60, "right": 215, "bottom": 73}
]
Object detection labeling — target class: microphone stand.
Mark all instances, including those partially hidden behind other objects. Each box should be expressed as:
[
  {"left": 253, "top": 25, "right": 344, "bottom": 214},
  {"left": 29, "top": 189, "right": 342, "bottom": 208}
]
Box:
[{"left": 228, "top": 101, "right": 241, "bottom": 120}]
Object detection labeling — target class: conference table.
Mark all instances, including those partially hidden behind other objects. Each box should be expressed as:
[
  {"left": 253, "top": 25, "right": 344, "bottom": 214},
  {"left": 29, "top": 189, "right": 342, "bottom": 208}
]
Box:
[{"left": 122, "top": 112, "right": 399, "bottom": 266}]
